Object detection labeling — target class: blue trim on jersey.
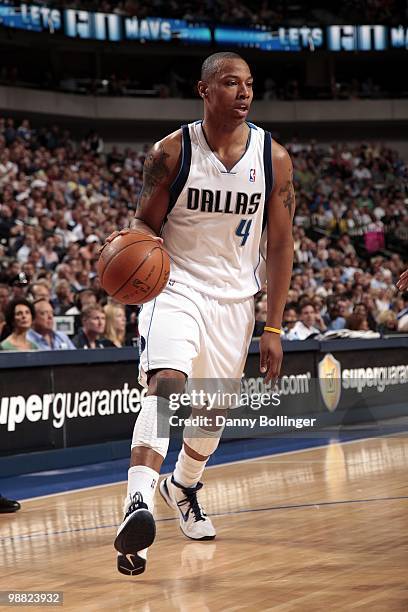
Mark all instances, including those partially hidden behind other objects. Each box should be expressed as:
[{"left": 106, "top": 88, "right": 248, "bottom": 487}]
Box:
[
  {"left": 168, "top": 124, "right": 192, "bottom": 214},
  {"left": 253, "top": 249, "right": 261, "bottom": 291},
  {"left": 246, "top": 121, "right": 258, "bottom": 130},
  {"left": 262, "top": 131, "right": 273, "bottom": 231},
  {"left": 145, "top": 298, "right": 157, "bottom": 371}
]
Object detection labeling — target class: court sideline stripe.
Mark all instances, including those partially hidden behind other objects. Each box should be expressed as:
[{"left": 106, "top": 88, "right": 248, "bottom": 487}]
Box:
[
  {"left": 17, "top": 435, "right": 396, "bottom": 503},
  {"left": 2, "top": 493, "right": 408, "bottom": 543}
]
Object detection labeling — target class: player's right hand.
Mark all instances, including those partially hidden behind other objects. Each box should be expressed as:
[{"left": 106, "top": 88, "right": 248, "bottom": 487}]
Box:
[
  {"left": 103, "top": 228, "right": 163, "bottom": 246},
  {"left": 259, "top": 332, "right": 283, "bottom": 384}
]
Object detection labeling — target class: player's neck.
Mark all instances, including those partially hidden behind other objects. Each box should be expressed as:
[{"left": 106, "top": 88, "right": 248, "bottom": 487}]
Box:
[{"left": 201, "top": 118, "right": 248, "bottom": 152}]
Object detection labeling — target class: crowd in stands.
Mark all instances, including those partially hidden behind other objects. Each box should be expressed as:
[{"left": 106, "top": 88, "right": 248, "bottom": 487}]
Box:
[
  {"left": 0, "top": 115, "right": 407, "bottom": 350},
  {"left": 1, "top": 65, "right": 390, "bottom": 103}
]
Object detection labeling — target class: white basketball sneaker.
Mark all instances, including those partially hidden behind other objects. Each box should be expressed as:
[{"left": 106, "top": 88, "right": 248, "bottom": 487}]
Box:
[
  {"left": 159, "top": 476, "right": 216, "bottom": 540},
  {"left": 114, "top": 492, "right": 155, "bottom": 576}
]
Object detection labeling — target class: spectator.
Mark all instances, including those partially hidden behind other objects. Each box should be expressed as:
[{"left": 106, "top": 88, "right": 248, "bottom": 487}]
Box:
[
  {"left": 282, "top": 305, "right": 297, "bottom": 335},
  {"left": 0, "top": 283, "right": 10, "bottom": 314},
  {"left": 286, "top": 302, "right": 321, "bottom": 340},
  {"left": 73, "top": 304, "right": 114, "bottom": 349},
  {"left": 397, "top": 293, "right": 408, "bottom": 331},
  {"left": 10, "top": 272, "right": 30, "bottom": 300},
  {"left": 27, "top": 299, "right": 76, "bottom": 350},
  {"left": 104, "top": 302, "right": 127, "bottom": 347},
  {"left": 0, "top": 298, "right": 38, "bottom": 350},
  {"left": 397, "top": 293, "right": 408, "bottom": 322},
  {"left": 324, "top": 298, "right": 347, "bottom": 330},
  {"left": 54, "top": 279, "right": 75, "bottom": 314},
  {"left": 377, "top": 310, "right": 399, "bottom": 336},
  {"left": 65, "top": 289, "right": 98, "bottom": 316},
  {"left": 354, "top": 300, "right": 378, "bottom": 331},
  {"left": 28, "top": 280, "right": 52, "bottom": 302},
  {"left": 0, "top": 310, "right": 6, "bottom": 338},
  {"left": 345, "top": 313, "right": 369, "bottom": 331}
]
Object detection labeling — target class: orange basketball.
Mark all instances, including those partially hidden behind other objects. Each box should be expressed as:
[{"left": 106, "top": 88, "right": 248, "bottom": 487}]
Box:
[{"left": 97, "top": 231, "right": 170, "bottom": 305}]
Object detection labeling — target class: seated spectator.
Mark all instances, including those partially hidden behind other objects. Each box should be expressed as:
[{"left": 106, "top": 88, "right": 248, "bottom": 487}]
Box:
[
  {"left": 397, "top": 293, "right": 408, "bottom": 322},
  {"left": 28, "top": 280, "right": 52, "bottom": 302},
  {"left": 353, "top": 302, "right": 377, "bottom": 332},
  {"left": 0, "top": 283, "right": 10, "bottom": 314},
  {"left": 377, "top": 311, "right": 399, "bottom": 336},
  {"left": 324, "top": 298, "right": 347, "bottom": 330},
  {"left": 0, "top": 298, "right": 38, "bottom": 351},
  {"left": 65, "top": 289, "right": 98, "bottom": 316},
  {"left": 0, "top": 310, "right": 5, "bottom": 338},
  {"left": 104, "top": 302, "right": 128, "bottom": 347},
  {"left": 54, "top": 279, "right": 75, "bottom": 315},
  {"left": 285, "top": 302, "right": 321, "bottom": 340},
  {"left": 345, "top": 313, "right": 369, "bottom": 331},
  {"left": 73, "top": 304, "right": 114, "bottom": 349},
  {"left": 282, "top": 305, "right": 297, "bottom": 335},
  {"left": 27, "top": 299, "right": 75, "bottom": 350},
  {"left": 10, "top": 272, "right": 30, "bottom": 301}
]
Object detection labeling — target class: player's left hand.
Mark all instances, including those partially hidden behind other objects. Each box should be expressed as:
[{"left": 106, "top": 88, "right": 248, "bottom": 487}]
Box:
[
  {"left": 396, "top": 269, "right": 408, "bottom": 291},
  {"left": 259, "top": 332, "right": 283, "bottom": 384}
]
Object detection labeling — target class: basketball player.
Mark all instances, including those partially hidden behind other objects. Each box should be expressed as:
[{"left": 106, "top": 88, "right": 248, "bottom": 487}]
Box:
[{"left": 109, "top": 52, "right": 295, "bottom": 575}]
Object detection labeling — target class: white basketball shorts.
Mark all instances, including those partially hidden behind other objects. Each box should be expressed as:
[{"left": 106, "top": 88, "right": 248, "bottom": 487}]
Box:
[{"left": 138, "top": 280, "right": 254, "bottom": 384}]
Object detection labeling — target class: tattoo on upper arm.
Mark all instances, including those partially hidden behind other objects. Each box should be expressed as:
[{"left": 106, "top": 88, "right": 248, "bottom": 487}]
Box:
[
  {"left": 137, "top": 143, "right": 170, "bottom": 209},
  {"left": 278, "top": 169, "right": 295, "bottom": 218}
]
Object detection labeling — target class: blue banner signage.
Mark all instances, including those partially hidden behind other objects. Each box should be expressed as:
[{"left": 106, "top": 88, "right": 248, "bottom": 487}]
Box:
[{"left": 0, "top": 3, "right": 407, "bottom": 51}]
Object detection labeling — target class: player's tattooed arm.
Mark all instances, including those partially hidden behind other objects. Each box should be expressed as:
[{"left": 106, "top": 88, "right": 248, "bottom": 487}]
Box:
[
  {"left": 137, "top": 144, "right": 171, "bottom": 206},
  {"left": 130, "top": 132, "right": 181, "bottom": 234},
  {"left": 278, "top": 166, "right": 295, "bottom": 219}
]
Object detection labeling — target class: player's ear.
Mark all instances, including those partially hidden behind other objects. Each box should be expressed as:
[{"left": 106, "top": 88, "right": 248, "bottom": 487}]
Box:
[{"left": 197, "top": 81, "right": 208, "bottom": 100}]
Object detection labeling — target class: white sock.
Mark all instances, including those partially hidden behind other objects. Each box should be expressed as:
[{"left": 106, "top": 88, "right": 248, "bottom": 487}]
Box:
[
  {"left": 126, "top": 465, "right": 159, "bottom": 512},
  {"left": 173, "top": 446, "right": 208, "bottom": 488}
]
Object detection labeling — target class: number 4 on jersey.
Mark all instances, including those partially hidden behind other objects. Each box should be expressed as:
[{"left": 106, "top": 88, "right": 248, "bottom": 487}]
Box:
[{"left": 235, "top": 219, "right": 252, "bottom": 246}]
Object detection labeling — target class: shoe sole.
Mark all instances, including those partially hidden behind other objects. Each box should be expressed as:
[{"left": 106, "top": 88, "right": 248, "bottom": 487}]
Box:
[
  {"left": 117, "top": 552, "right": 146, "bottom": 576},
  {"left": 159, "top": 478, "right": 216, "bottom": 542},
  {"left": 114, "top": 509, "right": 155, "bottom": 575}
]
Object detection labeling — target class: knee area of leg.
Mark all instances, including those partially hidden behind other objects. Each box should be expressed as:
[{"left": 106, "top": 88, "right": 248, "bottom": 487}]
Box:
[{"left": 149, "top": 368, "right": 186, "bottom": 398}]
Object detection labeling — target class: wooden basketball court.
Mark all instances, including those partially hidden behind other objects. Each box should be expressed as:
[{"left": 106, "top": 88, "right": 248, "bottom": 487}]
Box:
[{"left": 1, "top": 436, "right": 408, "bottom": 611}]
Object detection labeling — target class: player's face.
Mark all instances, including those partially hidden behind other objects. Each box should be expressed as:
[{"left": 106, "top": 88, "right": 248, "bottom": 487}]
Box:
[{"left": 207, "top": 60, "right": 253, "bottom": 122}]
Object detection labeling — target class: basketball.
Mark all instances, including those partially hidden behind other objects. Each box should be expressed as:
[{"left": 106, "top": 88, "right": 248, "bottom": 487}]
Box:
[{"left": 97, "top": 231, "right": 170, "bottom": 305}]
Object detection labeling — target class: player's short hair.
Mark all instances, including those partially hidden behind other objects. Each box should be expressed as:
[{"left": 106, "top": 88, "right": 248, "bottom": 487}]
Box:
[{"left": 201, "top": 52, "right": 246, "bottom": 82}]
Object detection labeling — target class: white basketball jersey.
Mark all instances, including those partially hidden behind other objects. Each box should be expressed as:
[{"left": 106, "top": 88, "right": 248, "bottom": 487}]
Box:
[{"left": 161, "top": 121, "right": 273, "bottom": 299}]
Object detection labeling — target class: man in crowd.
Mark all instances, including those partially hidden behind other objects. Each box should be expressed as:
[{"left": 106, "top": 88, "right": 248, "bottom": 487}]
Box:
[
  {"left": 27, "top": 299, "right": 75, "bottom": 350},
  {"left": 73, "top": 304, "right": 114, "bottom": 349},
  {"left": 286, "top": 301, "right": 321, "bottom": 340},
  {"left": 282, "top": 305, "right": 297, "bottom": 335}
]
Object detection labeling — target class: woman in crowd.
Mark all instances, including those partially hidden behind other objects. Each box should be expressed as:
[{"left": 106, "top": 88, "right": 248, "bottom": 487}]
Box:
[
  {"left": 104, "top": 301, "right": 127, "bottom": 347},
  {"left": 0, "top": 299, "right": 38, "bottom": 351}
]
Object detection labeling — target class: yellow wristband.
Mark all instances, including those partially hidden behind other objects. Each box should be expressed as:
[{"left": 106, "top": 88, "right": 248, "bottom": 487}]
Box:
[{"left": 264, "top": 326, "right": 282, "bottom": 335}]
